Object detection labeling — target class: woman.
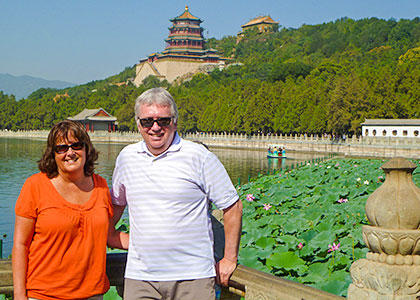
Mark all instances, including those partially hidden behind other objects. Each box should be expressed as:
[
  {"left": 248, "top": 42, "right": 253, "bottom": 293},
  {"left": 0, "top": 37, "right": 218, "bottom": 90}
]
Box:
[{"left": 12, "top": 120, "right": 113, "bottom": 300}]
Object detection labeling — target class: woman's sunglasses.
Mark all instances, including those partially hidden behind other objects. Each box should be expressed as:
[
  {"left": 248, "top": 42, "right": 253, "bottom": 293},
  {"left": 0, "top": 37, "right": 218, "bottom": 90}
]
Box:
[
  {"left": 139, "top": 117, "right": 172, "bottom": 128},
  {"left": 54, "top": 141, "right": 84, "bottom": 154}
]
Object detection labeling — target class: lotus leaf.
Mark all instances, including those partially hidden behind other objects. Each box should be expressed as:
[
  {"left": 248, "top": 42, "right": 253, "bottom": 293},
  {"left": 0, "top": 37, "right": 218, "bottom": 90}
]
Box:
[
  {"left": 315, "top": 219, "right": 335, "bottom": 232},
  {"left": 308, "top": 262, "right": 330, "bottom": 277},
  {"left": 319, "top": 279, "right": 349, "bottom": 296},
  {"left": 335, "top": 255, "right": 352, "bottom": 269},
  {"left": 275, "top": 234, "right": 298, "bottom": 249},
  {"left": 354, "top": 247, "right": 369, "bottom": 260},
  {"left": 266, "top": 251, "right": 307, "bottom": 272},
  {"left": 104, "top": 287, "right": 121, "bottom": 300},
  {"left": 258, "top": 248, "right": 277, "bottom": 260},
  {"left": 272, "top": 244, "right": 291, "bottom": 254},
  {"left": 255, "top": 236, "right": 276, "bottom": 249},
  {"left": 298, "top": 244, "right": 313, "bottom": 257},
  {"left": 326, "top": 193, "right": 338, "bottom": 203},
  {"left": 239, "top": 255, "right": 266, "bottom": 270},
  {"left": 300, "top": 272, "right": 326, "bottom": 284},
  {"left": 242, "top": 228, "right": 263, "bottom": 242},
  {"left": 282, "top": 221, "right": 299, "bottom": 234},
  {"left": 298, "top": 230, "right": 317, "bottom": 242},
  {"left": 306, "top": 230, "right": 335, "bottom": 250},
  {"left": 240, "top": 232, "right": 255, "bottom": 247}
]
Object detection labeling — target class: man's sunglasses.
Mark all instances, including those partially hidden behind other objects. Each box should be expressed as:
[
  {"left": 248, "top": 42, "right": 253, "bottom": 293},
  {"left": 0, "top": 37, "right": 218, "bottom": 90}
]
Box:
[
  {"left": 54, "top": 141, "right": 84, "bottom": 154},
  {"left": 138, "top": 117, "right": 173, "bottom": 128}
]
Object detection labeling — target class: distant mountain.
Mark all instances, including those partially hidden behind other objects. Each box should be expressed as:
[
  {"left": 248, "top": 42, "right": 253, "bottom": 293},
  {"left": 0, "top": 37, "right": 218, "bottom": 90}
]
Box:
[{"left": 0, "top": 73, "right": 75, "bottom": 100}]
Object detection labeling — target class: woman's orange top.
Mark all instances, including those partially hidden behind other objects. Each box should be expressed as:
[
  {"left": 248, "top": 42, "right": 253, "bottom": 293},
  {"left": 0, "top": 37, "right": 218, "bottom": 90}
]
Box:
[{"left": 15, "top": 172, "right": 113, "bottom": 300}]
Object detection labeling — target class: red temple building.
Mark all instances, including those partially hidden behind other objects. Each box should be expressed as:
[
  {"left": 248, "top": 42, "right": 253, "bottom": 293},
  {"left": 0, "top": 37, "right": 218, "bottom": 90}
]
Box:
[
  {"left": 68, "top": 108, "right": 117, "bottom": 132},
  {"left": 133, "top": 6, "right": 226, "bottom": 86}
]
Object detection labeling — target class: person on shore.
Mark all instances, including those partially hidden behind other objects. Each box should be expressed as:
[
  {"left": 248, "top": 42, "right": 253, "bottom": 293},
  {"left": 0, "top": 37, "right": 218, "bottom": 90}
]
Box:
[
  {"left": 12, "top": 120, "right": 113, "bottom": 300},
  {"left": 108, "top": 87, "right": 243, "bottom": 300}
]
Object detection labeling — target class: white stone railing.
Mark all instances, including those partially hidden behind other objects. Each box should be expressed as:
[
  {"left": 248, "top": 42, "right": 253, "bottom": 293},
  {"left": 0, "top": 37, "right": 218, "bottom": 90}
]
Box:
[{"left": 2, "top": 130, "right": 420, "bottom": 158}]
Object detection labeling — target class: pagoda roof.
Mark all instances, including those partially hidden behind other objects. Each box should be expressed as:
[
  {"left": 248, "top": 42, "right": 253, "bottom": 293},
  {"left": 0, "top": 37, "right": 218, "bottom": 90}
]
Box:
[
  {"left": 241, "top": 15, "right": 278, "bottom": 28},
  {"left": 165, "top": 36, "right": 204, "bottom": 41},
  {"left": 205, "top": 48, "right": 218, "bottom": 53},
  {"left": 202, "top": 53, "right": 221, "bottom": 58},
  {"left": 170, "top": 6, "right": 202, "bottom": 22},
  {"left": 159, "top": 53, "right": 224, "bottom": 60},
  {"left": 140, "top": 51, "right": 226, "bottom": 62},
  {"left": 169, "top": 23, "right": 202, "bottom": 30},
  {"left": 163, "top": 48, "right": 206, "bottom": 54}
]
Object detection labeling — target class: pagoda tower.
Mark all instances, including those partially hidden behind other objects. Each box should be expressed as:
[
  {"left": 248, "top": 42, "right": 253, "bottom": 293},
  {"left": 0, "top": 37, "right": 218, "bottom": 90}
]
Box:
[
  {"left": 163, "top": 6, "right": 205, "bottom": 56},
  {"left": 133, "top": 6, "right": 225, "bottom": 86}
]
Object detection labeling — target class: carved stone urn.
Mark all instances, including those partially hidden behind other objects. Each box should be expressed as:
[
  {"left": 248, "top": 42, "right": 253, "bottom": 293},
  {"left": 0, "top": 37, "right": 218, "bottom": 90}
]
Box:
[
  {"left": 365, "top": 158, "right": 420, "bottom": 230},
  {"left": 348, "top": 158, "right": 420, "bottom": 300}
]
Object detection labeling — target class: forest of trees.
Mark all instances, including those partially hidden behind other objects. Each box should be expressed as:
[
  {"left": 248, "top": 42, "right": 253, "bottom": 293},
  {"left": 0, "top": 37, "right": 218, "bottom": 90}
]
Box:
[{"left": 1, "top": 17, "right": 420, "bottom": 135}]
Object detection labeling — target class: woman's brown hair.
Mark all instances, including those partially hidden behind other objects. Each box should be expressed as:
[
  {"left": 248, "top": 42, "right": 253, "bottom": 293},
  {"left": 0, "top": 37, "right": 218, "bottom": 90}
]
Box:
[{"left": 38, "top": 120, "right": 98, "bottom": 178}]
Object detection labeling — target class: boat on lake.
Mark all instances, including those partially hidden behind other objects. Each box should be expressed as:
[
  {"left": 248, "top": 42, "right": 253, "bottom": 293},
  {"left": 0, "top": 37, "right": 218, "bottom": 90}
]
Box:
[{"left": 267, "top": 145, "right": 286, "bottom": 158}]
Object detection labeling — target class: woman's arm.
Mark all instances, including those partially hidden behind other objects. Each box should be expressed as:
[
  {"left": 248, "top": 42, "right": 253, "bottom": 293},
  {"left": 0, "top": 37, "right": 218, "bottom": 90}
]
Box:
[
  {"left": 107, "top": 204, "right": 129, "bottom": 250},
  {"left": 12, "top": 216, "right": 35, "bottom": 300}
]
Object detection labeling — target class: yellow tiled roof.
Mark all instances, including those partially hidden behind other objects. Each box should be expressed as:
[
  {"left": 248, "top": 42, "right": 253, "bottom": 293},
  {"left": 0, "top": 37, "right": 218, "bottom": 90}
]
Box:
[
  {"left": 174, "top": 6, "right": 200, "bottom": 20},
  {"left": 241, "top": 15, "right": 278, "bottom": 28}
]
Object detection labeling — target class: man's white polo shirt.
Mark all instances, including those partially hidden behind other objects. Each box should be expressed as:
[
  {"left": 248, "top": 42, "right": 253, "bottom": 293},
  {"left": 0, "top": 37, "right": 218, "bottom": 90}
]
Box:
[{"left": 111, "top": 133, "right": 239, "bottom": 281}]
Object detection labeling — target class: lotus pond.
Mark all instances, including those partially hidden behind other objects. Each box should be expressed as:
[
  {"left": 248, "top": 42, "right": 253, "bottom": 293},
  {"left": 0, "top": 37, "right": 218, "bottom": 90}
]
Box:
[
  {"left": 237, "top": 157, "right": 420, "bottom": 297},
  {"left": 100, "top": 157, "right": 420, "bottom": 299}
]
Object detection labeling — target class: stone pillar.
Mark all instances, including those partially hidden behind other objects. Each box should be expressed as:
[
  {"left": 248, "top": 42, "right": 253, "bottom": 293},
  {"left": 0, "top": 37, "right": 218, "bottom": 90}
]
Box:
[{"left": 348, "top": 158, "right": 420, "bottom": 300}]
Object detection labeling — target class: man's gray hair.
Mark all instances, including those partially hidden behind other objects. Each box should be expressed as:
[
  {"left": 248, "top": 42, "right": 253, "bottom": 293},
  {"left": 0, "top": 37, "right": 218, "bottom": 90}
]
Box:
[{"left": 134, "top": 88, "right": 179, "bottom": 124}]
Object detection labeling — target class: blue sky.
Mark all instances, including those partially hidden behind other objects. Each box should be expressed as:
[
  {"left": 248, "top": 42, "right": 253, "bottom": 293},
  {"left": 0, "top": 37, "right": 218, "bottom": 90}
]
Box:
[{"left": 1, "top": 0, "right": 419, "bottom": 84}]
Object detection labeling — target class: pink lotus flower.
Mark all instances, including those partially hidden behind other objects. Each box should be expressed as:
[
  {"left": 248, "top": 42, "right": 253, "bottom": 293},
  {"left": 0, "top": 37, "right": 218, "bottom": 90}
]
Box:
[
  {"left": 298, "top": 242, "right": 303, "bottom": 250},
  {"left": 263, "top": 203, "right": 272, "bottom": 210},
  {"left": 328, "top": 242, "right": 340, "bottom": 252},
  {"left": 246, "top": 194, "right": 255, "bottom": 202},
  {"left": 337, "top": 198, "right": 348, "bottom": 204}
]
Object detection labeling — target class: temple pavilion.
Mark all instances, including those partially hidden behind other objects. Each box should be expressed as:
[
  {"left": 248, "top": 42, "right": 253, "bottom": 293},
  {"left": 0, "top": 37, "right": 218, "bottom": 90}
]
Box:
[
  {"left": 238, "top": 15, "right": 279, "bottom": 38},
  {"left": 68, "top": 108, "right": 117, "bottom": 132},
  {"left": 133, "top": 6, "right": 226, "bottom": 86}
]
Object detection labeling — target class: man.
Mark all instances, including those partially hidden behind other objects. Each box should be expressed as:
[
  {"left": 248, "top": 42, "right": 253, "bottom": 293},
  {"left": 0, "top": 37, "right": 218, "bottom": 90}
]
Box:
[{"left": 108, "top": 87, "right": 242, "bottom": 300}]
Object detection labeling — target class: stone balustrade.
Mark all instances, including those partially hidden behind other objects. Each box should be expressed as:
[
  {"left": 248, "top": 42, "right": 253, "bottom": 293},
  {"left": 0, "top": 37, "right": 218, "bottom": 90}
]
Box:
[
  {"left": 0, "top": 259, "right": 12, "bottom": 294},
  {"left": 0, "top": 253, "right": 343, "bottom": 299},
  {"left": 2, "top": 130, "right": 420, "bottom": 158}
]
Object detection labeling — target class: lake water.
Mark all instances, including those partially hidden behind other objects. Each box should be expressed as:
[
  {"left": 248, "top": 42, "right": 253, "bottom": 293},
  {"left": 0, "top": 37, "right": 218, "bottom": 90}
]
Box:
[{"left": 0, "top": 137, "right": 326, "bottom": 258}]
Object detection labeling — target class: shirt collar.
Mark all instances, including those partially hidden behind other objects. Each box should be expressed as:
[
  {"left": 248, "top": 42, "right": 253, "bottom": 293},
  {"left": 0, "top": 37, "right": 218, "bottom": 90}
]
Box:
[{"left": 137, "top": 132, "right": 182, "bottom": 157}]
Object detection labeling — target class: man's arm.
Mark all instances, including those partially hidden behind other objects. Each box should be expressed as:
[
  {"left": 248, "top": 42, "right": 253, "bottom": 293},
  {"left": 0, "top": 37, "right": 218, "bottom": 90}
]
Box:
[
  {"left": 107, "top": 204, "right": 129, "bottom": 250},
  {"left": 216, "top": 199, "right": 243, "bottom": 286}
]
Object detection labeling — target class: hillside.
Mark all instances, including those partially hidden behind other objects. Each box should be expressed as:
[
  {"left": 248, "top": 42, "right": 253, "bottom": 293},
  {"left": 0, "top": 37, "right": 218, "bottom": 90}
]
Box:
[
  {"left": 1, "top": 17, "right": 420, "bottom": 134},
  {"left": 0, "top": 73, "right": 75, "bottom": 100}
]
